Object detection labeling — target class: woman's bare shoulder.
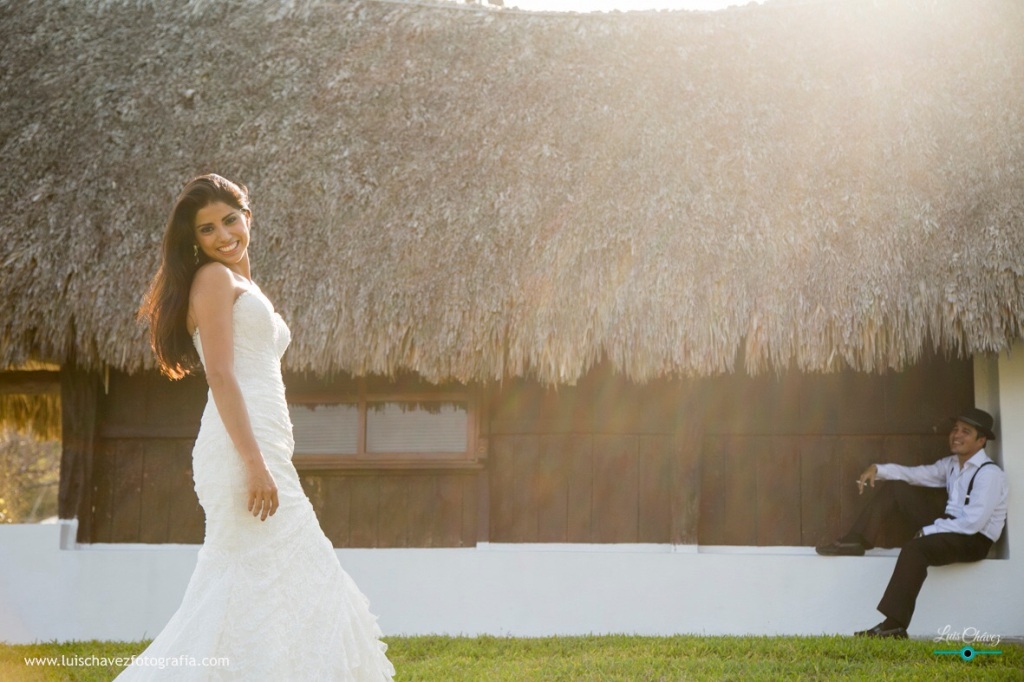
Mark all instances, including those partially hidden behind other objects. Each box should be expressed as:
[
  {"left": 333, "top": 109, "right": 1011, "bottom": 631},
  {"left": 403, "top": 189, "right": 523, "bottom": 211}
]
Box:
[
  {"left": 191, "top": 262, "right": 236, "bottom": 295},
  {"left": 191, "top": 263, "right": 254, "bottom": 304},
  {"left": 187, "top": 264, "right": 243, "bottom": 334}
]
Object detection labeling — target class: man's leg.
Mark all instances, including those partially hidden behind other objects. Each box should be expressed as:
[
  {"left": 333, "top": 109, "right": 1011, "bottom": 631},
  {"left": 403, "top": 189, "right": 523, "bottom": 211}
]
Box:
[
  {"left": 876, "top": 532, "right": 993, "bottom": 628},
  {"left": 819, "top": 481, "right": 945, "bottom": 555},
  {"left": 847, "top": 482, "right": 947, "bottom": 547}
]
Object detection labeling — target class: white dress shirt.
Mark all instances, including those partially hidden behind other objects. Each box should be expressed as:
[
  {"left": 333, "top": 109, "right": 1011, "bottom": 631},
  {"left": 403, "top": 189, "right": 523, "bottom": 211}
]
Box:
[{"left": 875, "top": 450, "right": 1008, "bottom": 542}]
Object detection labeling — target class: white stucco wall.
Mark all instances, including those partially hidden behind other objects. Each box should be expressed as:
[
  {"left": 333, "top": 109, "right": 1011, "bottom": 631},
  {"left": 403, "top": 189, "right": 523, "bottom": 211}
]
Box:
[{"left": 2, "top": 349, "right": 1021, "bottom": 644}]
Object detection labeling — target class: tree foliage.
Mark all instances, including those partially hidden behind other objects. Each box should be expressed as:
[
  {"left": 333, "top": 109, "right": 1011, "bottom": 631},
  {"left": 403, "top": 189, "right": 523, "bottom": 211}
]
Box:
[{"left": 0, "top": 429, "right": 60, "bottom": 523}]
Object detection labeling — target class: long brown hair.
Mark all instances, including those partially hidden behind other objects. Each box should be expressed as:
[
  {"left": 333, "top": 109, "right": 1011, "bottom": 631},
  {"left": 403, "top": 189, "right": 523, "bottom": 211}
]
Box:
[{"left": 138, "top": 174, "right": 251, "bottom": 379}]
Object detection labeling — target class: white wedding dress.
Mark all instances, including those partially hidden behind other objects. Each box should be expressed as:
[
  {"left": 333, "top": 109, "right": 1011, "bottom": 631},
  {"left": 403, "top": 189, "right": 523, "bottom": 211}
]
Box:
[{"left": 117, "top": 285, "right": 394, "bottom": 680}]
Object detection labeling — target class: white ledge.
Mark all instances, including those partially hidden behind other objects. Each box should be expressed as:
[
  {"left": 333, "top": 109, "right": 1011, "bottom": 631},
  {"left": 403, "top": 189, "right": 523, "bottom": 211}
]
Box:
[{"left": 68, "top": 538, "right": 904, "bottom": 557}]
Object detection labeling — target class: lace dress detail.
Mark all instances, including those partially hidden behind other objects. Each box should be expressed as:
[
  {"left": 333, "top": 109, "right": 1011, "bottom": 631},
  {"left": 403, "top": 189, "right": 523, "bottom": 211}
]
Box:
[{"left": 116, "top": 286, "right": 394, "bottom": 681}]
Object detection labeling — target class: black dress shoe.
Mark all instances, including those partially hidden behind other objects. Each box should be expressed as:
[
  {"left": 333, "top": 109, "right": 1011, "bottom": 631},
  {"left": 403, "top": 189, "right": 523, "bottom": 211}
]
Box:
[
  {"left": 815, "top": 540, "right": 865, "bottom": 556},
  {"left": 855, "top": 623, "right": 908, "bottom": 639}
]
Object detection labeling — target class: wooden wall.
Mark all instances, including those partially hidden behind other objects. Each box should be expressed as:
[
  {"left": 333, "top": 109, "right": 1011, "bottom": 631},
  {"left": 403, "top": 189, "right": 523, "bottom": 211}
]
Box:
[
  {"left": 487, "top": 367, "right": 702, "bottom": 543},
  {"left": 698, "top": 433, "right": 948, "bottom": 546},
  {"left": 89, "top": 371, "right": 480, "bottom": 547},
  {"left": 301, "top": 471, "right": 478, "bottom": 548},
  {"left": 488, "top": 354, "right": 974, "bottom": 547},
  {"left": 488, "top": 433, "right": 699, "bottom": 543},
  {"left": 91, "top": 371, "right": 206, "bottom": 544},
  {"left": 84, "top": 353, "right": 973, "bottom": 548}
]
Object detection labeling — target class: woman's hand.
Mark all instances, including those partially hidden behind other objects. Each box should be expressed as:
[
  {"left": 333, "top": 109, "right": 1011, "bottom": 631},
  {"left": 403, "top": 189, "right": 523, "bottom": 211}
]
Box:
[{"left": 246, "top": 462, "right": 279, "bottom": 521}]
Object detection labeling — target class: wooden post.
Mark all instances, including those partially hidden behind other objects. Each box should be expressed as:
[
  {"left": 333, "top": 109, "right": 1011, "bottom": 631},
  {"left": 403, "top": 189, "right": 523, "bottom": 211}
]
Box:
[
  {"left": 670, "top": 380, "right": 705, "bottom": 545},
  {"left": 58, "top": 367, "right": 99, "bottom": 543},
  {"left": 476, "top": 383, "right": 491, "bottom": 545}
]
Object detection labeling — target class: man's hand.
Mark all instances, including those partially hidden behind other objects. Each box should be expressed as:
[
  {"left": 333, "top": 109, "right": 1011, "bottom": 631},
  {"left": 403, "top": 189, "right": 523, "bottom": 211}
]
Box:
[{"left": 857, "top": 464, "right": 878, "bottom": 495}]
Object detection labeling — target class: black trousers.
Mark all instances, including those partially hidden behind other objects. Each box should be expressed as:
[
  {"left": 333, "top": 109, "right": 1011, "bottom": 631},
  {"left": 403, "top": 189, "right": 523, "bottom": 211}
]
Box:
[
  {"left": 848, "top": 481, "right": 947, "bottom": 548},
  {"left": 849, "top": 481, "right": 993, "bottom": 627},
  {"left": 878, "top": 531, "right": 992, "bottom": 627}
]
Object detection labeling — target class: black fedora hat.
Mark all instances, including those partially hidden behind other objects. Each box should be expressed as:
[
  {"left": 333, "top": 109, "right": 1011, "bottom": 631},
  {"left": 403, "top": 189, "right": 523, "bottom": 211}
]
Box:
[{"left": 954, "top": 408, "right": 996, "bottom": 440}]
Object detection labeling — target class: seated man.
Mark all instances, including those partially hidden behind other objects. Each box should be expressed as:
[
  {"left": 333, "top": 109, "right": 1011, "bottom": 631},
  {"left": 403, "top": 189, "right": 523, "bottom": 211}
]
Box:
[{"left": 815, "top": 408, "right": 1008, "bottom": 639}]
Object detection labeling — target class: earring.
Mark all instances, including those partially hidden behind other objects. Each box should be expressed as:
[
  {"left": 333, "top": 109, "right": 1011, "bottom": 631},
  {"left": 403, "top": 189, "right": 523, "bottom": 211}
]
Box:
[{"left": 193, "top": 244, "right": 199, "bottom": 265}]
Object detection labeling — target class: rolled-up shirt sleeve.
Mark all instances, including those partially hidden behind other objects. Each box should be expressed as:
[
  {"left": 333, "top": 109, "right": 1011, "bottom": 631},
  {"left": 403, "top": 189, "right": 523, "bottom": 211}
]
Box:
[{"left": 874, "top": 460, "right": 948, "bottom": 488}]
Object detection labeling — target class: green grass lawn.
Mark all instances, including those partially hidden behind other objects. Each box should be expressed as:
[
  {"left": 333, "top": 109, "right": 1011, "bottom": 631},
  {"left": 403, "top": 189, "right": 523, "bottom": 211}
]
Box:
[{"left": 2, "top": 635, "right": 1020, "bottom": 681}]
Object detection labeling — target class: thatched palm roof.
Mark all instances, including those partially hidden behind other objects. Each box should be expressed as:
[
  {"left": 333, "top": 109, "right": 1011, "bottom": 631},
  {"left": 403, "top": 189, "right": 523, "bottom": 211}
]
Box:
[{"left": 1, "top": 0, "right": 1022, "bottom": 385}]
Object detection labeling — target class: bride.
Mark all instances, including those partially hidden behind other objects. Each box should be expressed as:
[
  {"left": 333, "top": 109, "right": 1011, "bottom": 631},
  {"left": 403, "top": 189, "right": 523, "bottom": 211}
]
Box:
[{"left": 125, "top": 174, "right": 395, "bottom": 680}]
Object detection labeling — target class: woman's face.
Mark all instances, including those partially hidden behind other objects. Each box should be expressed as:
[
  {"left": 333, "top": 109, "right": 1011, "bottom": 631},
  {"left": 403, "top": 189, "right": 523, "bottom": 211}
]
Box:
[{"left": 193, "top": 201, "right": 251, "bottom": 269}]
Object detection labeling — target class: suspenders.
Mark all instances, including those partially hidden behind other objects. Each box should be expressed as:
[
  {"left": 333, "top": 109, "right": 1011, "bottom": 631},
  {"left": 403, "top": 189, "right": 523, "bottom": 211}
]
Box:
[{"left": 964, "top": 461, "right": 997, "bottom": 506}]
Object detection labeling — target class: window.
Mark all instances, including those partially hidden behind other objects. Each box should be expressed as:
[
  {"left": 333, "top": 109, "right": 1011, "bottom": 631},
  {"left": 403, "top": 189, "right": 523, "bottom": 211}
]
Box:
[
  {"left": 366, "top": 401, "right": 468, "bottom": 454},
  {"left": 287, "top": 383, "right": 478, "bottom": 468},
  {"left": 291, "top": 403, "right": 359, "bottom": 455}
]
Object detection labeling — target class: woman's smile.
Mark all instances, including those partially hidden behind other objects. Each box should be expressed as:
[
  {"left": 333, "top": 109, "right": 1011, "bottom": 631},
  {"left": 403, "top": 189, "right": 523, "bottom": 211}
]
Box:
[
  {"left": 218, "top": 239, "right": 241, "bottom": 255},
  {"left": 194, "top": 201, "right": 251, "bottom": 270}
]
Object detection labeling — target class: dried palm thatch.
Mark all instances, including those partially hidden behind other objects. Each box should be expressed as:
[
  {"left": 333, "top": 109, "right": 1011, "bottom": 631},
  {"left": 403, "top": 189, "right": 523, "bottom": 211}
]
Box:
[
  {"left": 0, "top": 0, "right": 1022, "bottom": 385},
  {"left": 0, "top": 362, "right": 60, "bottom": 437},
  {"left": 0, "top": 395, "right": 60, "bottom": 440}
]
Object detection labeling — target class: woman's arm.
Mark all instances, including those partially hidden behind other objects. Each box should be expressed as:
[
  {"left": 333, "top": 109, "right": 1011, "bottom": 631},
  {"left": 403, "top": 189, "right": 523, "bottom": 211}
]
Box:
[{"left": 191, "top": 263, "right": 279, "bottom": 521}]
